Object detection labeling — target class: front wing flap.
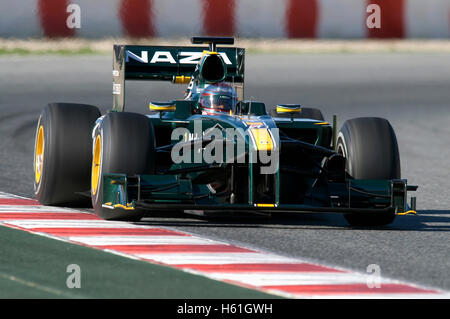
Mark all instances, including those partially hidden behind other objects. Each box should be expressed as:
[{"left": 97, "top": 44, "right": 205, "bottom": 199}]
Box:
[{"left": 100, "top": 173, "right": 416, "bottom": 216}]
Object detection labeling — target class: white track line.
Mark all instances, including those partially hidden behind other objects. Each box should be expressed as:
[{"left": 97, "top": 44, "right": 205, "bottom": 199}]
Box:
[
  {"left": 204, "top": 272, "right": 391, "bottom": 287},
  {"left": 0, "top": 206, "right": 82, "bottom": 212},
  {"left": 68, "top": 235, "right": 219, "bottom": 246},
  {"left": 0, "top": 192, "right": 29, "bottom": 199},
  {"left": 3, "top": 220, "right": 152, "bottom": 229},
  {"left": 262, "top": 291, "right": 447, "bottom": 300},
  {"left": 138, "top": 252, "right": 298, "bottom": 265}
]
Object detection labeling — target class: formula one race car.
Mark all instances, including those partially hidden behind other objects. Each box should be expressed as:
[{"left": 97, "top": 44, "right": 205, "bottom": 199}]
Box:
[{"left": 33, "top": 37, "right": 417, "bottom": 226}]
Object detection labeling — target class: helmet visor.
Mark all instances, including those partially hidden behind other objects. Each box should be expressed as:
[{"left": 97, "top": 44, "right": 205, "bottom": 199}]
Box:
[{"left": 201, "top": 94, "right": 235, "bottom": 111}]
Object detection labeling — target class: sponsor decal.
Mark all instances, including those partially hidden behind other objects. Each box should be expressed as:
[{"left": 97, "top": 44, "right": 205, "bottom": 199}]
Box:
[
  {"left": 126, "top": 50, "right": 232, "bottom": 65},
  {"left": 171, "top": 119, "right": 279, "bottom": 174},
  {"left": 112, "top": 83, "right": 121, "bottom": 95}
]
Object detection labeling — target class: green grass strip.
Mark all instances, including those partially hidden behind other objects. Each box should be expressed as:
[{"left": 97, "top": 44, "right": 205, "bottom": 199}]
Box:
[{"left": 0, "top": 225, "right": 281, "bottom": 299}]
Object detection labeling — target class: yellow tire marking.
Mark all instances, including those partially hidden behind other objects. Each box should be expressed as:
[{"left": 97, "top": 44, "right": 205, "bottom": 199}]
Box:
[
  {"left": 34, "top": 125, "right": 44, "bottom": 184},
  {"left": 91, "top": 135, "right": 101, "bottom": 196}
]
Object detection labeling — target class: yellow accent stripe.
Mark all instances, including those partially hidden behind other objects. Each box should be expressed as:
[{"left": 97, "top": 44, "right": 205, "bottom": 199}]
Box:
[
  {"left": 173, "top": 75, "right": 191, "bottom": 84},
  {"left": 314, "top": 122, "right": 329, "bottom": 125},
  {"left": 276, "top": 105, "right": 301, "bottom": 113},
  {"left": 244, "top": 121, "right": 263, "bottom": 126},
  {"left": 103, "top": 202, "right": 135, "bottom": 210},
  {"left": 250, "top": 128, "right": 273, "bottom": 151},
  {"left": 397, "top": 210, "right": 417, "bottom": 216},
  {"left": 202, "top": 50, "right": 218, "bottom": 57},
  {"left": 256, "top": 203, "right": 275, "bottom": 207},
  {"left": 113, "top": 204, "right": 135, "bottom": 210},
  {"left": 149, "top": 103, "right": 176, "bottom": 112}
]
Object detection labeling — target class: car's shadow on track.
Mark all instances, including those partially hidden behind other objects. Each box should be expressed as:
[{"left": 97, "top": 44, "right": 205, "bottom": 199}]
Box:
[
  {"left": 136, "top": 209, "right": 450, "bottom": 232},
  {"left": 388, "top": 210, "right": 450, "bottom": 231}
]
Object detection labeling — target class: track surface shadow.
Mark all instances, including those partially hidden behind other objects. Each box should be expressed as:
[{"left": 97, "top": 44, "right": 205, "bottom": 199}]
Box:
[{"left": 134, "top": 209, "right": 450, "bottom": 232}]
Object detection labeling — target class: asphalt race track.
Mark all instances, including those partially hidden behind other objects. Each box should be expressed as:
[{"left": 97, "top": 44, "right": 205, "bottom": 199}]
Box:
[{"left": 0, "top": 52, "right": 449, "bottom": 295}]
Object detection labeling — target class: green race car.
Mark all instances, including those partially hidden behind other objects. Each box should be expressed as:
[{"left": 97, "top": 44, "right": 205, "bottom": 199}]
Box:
[{"left": 33, "top": 37, "right": 417, "bottom": 226}]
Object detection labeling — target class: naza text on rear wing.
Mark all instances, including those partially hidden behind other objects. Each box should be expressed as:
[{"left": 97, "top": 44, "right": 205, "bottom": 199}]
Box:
[{"left": 112, "top": 43, "right": 245, "bottom": 112}]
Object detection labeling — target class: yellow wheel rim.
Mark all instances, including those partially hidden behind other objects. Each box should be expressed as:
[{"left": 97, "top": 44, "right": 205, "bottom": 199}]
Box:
[
  {"left": 91, "top": 135, "right": 101, "bottom": 196},
  {"left": 34, "top": 125, "right": 44, "bottom": 184}
]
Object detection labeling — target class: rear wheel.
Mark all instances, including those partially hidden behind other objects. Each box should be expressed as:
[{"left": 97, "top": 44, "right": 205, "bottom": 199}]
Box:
[
  {"left": 91, "top": 112, "right": 155, "bottom": 221},
  {"left": 34, "top": 103, "right": 101, "bottom": 206},
  {"left": 336, "top": 117, "right": 400, "bottom": 226}
]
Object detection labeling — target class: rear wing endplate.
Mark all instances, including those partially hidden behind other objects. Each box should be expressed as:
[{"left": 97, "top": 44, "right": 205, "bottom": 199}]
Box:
[{"left": 112, "top": 45, "right": 245, "bottom": 112}]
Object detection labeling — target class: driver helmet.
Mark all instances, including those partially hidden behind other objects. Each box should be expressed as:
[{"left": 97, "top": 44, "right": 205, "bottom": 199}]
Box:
[{"left": 198, "top": 83, "right": 237, "bottom": 115}]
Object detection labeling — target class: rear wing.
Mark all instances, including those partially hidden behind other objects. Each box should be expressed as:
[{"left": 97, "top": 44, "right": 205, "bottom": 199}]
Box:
[{"left": 112, "top": 44, "right": 245, "bottom": 112}]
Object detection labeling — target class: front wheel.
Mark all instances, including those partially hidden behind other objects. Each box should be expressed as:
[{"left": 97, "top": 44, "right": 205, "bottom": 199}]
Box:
[
  {"left": 91, "top": 112, "right": 155, "bottom": 221},
  {"left": 337, "top": 117, "right": 400, "bottom": 226}
]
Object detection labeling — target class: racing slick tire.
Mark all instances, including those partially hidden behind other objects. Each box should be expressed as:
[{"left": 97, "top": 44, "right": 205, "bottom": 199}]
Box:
[
  {"left": 336, "top": 117, "right": 401, "bottom": 227},
  {"left": 91, "top": 112, "right": 155, "bottom": 221},
  {"left": 270, "top": 107, "right": 324, "bottom": 121},
  {"left": 33, "top": 103, "right": 101, "bottom": 206}
]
